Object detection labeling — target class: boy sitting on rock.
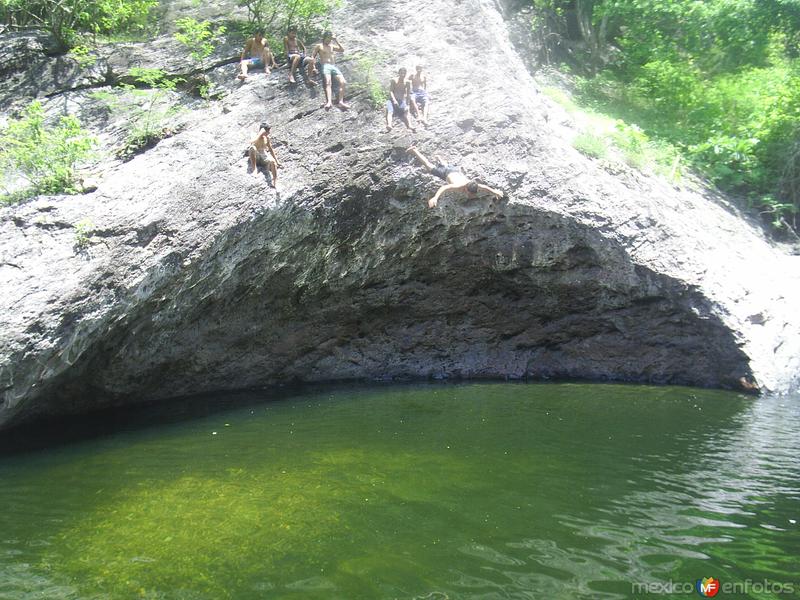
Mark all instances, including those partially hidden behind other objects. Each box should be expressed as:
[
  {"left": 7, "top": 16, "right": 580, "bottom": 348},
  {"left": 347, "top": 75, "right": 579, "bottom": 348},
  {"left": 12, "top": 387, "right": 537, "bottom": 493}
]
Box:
[
  {"left": 238, "top": 31, "right": 277, "bottom": 80},
  {"left": 248, "top": 122, "right": 281, "bottom": 189}
]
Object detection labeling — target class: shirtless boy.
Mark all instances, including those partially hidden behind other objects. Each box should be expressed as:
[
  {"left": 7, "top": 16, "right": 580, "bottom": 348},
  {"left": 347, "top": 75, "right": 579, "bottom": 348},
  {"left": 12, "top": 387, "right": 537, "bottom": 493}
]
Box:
[
  {"left": 239, "top": 31, "right": 277, "bottom": 80},
  {"left": 409, "top": 64, "right": 430, "bottom": 124},
  {"left": 407, "top": 146, "right": 503, "bottom": 208},
  {"left": 283, "top": 27, "right": 317, "bottom": 85},
  {"left": 385, "top": 67, "right": 415, "bottom": 132},
  {"left": 311, "top": 31, "right": 349, "bottom": 109},
  {"left": 248, "top": 122, "right": 281, "bottom": 189}
]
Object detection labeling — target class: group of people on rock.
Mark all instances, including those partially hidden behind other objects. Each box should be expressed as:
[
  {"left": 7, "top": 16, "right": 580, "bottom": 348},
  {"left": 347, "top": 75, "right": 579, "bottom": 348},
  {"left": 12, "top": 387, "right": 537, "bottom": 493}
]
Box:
[
  {"left": 238, "top": 28, "right": 349, "bottom": 110},
  {"left": 242, "top": 28, "right": 504, "bottom": 206}
]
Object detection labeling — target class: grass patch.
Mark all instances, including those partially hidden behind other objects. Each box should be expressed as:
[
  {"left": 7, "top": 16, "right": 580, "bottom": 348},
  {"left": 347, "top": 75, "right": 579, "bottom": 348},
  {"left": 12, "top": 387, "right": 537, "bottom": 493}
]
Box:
[
  {"left": 547, "top": 85, "right": 683, "bottom": 180},
  {"left": 573, "top": 131, "right": 607, "bottom": 159}
]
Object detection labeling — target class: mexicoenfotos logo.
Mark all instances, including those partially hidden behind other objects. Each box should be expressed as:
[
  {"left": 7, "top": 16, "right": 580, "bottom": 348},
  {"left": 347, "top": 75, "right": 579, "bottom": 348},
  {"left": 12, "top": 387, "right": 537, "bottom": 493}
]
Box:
[
  {"left": 696, "top": 577, "right": 720, "bottom": 597},
  {"left": 632, "top": 578, "right": 795, "bottom": 595}
]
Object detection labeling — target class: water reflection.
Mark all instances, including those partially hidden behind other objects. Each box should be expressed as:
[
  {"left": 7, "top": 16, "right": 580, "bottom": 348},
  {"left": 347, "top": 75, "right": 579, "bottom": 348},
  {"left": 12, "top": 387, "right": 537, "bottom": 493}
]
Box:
[{"left": 0, "top": 384, "right": 797, "bottom": 599}]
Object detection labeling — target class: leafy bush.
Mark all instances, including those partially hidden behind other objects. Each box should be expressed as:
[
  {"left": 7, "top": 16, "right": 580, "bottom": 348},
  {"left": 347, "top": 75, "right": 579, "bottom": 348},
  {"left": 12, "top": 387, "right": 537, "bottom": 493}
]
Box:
[
  {"left": 118, "top": 68, "right": 183, "bottom": 158},
  {"left": 0, "top": 101, "right": 95, "bottom": 202},
  {"left": 68, "top": 44, "right": 98, "bottom": 68},
  {"left": 237, "top": 0, "right": 340, "bottom": 34},
  {"left": 0, "top": 0, "right": 157, "bottom": 49},
  {"left": 350, "top": 53, "right": 388, "bottom": 108},
  {"left": 174, "top": 18, "right": 227, "bottom": 69},
  {"left": 527, "top": 0, "right": 800, "bottom": 232},
  {"left": 73, "top": 218, "right": 94, "bottom": 249},
  {"left": 611, "top": 121, "right": 649, "bottom": 169},
  {"left": 174, "top": 18, "right": 227, "bottom": 98}
]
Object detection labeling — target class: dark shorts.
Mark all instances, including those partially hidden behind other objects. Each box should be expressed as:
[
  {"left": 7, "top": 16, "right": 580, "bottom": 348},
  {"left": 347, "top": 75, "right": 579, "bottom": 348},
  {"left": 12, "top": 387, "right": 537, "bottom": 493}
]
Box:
[
  {"left": 431, "top": 163, "right": 459, "bottom": 180},
  {"left": 386, "top": 100, "right": 408, "bottom": 115},
  {"left": 413, "top": 89, "right": 428, "bottom": 106},
  {"left": 287, "top": 52, "right": 305, "bottom": 63},
  {"left": 245, "top": 57, "right": 264, "bottom": 67}
]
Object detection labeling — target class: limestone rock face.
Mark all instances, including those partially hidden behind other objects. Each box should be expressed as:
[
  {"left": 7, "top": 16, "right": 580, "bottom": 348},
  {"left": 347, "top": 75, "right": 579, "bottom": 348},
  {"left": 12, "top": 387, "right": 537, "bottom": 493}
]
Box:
[{"left": 1, "top": 0, "right": 799, "bottom": 429}]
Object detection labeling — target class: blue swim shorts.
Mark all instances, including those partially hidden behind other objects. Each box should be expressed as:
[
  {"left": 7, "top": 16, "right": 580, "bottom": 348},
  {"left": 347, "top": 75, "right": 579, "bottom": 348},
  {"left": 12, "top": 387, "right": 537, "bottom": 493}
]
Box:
[
  {"left": 386, "top": 100, "right": 408, "bottom": 115},
  {"left": 322, "top": 63, "right": 343, "bottom": 79}
]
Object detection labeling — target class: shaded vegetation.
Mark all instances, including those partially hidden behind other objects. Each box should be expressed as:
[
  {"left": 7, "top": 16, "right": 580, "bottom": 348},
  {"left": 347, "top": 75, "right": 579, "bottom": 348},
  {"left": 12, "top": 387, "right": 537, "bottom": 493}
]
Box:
[
  {"left": 237, "top": 0, "right": 340, "bottom": 38},
  {"left": 0, "top": 0, "right": 157, "bottom": 49},
  {"left": 529, "top": 0, "right": 800, "bottom": 234},
  {"left": 87, "top": 68, "right": 185, "bottom": 161},
  {"left": 350, "top": 52, "right": 390, "bottom": 108}
]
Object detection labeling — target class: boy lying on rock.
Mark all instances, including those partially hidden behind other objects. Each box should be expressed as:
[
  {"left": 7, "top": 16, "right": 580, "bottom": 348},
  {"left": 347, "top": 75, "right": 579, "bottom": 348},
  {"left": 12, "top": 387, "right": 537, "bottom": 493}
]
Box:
[{"left": 407, "top": 146, "right": 503, "bottom": 208}]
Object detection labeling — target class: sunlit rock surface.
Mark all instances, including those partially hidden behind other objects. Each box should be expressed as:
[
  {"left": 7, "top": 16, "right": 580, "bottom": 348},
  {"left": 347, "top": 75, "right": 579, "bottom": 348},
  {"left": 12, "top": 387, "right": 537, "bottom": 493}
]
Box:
[{"left": 1, "top": 0, "right": 799, "bottom": 429}]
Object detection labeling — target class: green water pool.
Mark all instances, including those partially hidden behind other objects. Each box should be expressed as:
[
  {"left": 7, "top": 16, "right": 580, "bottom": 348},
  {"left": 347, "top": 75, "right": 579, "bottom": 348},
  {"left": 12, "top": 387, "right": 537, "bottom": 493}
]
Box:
[{"left": 0, "top": 383, "right": 798, "bottom": 599}]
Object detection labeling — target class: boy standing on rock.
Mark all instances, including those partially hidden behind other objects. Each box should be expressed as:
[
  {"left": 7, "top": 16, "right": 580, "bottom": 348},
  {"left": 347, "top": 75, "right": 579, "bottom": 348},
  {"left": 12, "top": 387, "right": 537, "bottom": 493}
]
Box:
[
  {"left": 248, "top": 122, "right": 281, "bottom": 189},
  {"left": 409, "top": 64, "right": 430, "bottom": 125},
  {"left": 311, "top": 32, "right": 350, "bottom": 109},
  {"left": 238, "top": 31, "right": 277, "bottom": 80},
  {"left": 385, "top": 67, "right": 415, "bottom": 132}
]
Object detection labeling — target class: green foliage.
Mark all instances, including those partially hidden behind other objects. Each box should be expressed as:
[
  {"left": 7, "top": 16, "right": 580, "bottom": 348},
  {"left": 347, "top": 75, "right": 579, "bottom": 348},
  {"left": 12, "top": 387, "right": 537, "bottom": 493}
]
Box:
[
  {"left": 237, "top": 0, "right": 280, "bottom": 29},
  {"left": 174, "top": 18, "right": 227, "bottom": 68},
  {"left": 573, "top": 131, "right": 607, "bottom": 159},
  {"left": 128, "top": 67, "right": 177, "bottom": 90},
  {"left": 0, "top": 0, "right": 157, "bottom": 49},
  {"left": 119, "top": 68, "right": 183, "bottom": 158},
  {"left": 73, "top": 218, "right": 94, "bottom": 248},
  {"left": 174, "top": 18, "right": 227, "bottom": 99},
  {"left": 89, "top": 70, "right": 186, "bottom": 160},
  {"left": 529, "top": 0, "right": 800, "bottom": 232},
  {"left": 0, "top": 101, "right": 95, "bottom": 202},
  {"left": 284, "top": 0, "right": 340, "bottom": 33},
  {"left": 546, "top": 85, "right": 683, "bottom": 178},
  {"left": 235, "top": 0, "right": 340, "bottom": 38},
  {"left": 68, "top": 44, "right": 97, "bottom": 68},
  {"left": 351, "top": 53, "right": 389, "bottom": 109},
  {"left": 610, "top": 121, "right": 649, "bottom": 169}
]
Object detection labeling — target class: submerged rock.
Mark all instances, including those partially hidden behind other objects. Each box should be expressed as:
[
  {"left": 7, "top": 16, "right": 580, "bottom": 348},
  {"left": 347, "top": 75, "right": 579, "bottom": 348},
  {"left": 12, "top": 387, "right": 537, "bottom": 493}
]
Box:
[{"left": 1, "top": 0, "right": 799, "bottom": 429}]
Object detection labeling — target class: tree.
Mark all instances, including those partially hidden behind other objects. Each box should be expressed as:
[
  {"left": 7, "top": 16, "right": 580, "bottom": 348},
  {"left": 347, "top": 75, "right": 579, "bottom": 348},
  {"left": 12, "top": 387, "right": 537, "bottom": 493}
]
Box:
[
  {"left": 0, "top": 0, "right": 156, "bottom": 49},
  {"left": 0, "top": 101, "right": 95, "bottom": 200}
]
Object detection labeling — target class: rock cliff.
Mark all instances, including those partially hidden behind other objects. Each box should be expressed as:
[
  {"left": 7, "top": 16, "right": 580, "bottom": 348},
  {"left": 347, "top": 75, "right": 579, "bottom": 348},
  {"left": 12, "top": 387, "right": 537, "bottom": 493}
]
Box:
[{"left": 2, "top": 0, "right": 799, "bottom": 429}]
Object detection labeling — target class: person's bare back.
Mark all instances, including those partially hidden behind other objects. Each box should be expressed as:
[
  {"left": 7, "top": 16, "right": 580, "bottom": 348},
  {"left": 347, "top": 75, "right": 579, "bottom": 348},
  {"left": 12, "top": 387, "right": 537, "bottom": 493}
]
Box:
[{"left": 406, "top": 146, "right": 503, "bottom": 208}]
